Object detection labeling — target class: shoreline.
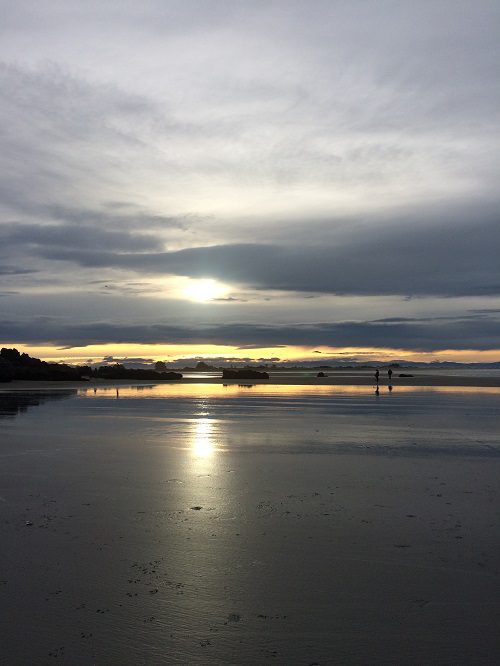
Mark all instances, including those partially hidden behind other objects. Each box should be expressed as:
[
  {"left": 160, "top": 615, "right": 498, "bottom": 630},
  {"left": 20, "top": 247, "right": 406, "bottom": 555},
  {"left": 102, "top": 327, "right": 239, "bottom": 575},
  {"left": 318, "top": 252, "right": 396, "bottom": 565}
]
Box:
[{"left": 2, "top": 374, "right": 500, "bottom": 391}]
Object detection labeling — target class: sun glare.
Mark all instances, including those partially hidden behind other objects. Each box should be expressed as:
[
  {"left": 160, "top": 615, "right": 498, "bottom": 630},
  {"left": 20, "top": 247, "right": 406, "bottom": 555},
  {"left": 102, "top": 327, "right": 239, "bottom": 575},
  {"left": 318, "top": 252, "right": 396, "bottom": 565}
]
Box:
[
  {"left": 192, "top": 419, "right": 215, "bottom": 458},
  {"left": 183, "top": 279, "right": 228, "bottom": 302}
]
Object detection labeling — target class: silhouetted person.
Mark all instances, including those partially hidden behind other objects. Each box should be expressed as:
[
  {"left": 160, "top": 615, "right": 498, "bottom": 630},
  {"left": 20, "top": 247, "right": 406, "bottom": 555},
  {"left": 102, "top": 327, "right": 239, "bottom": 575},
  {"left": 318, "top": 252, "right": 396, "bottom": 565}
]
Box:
[
  {"left": 388, "top": 368, "right": 393, "bottom": 381},
  {"left": 375, "top": 369, "right": 380, "bottom": 384}
]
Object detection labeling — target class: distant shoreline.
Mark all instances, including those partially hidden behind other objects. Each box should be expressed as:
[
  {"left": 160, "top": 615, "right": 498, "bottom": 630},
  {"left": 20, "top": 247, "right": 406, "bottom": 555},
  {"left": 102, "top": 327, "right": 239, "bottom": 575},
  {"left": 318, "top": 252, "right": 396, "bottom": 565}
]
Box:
[{"left": 2, "top": 374, "right": 500, "bottom": 391}]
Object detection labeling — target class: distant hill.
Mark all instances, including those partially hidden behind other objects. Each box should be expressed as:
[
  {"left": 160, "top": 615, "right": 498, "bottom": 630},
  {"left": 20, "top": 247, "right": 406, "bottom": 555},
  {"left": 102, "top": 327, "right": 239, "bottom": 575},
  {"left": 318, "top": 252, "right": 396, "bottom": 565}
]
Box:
[{"left": 94, "top": 364, "right": 182, "bottom": 380}]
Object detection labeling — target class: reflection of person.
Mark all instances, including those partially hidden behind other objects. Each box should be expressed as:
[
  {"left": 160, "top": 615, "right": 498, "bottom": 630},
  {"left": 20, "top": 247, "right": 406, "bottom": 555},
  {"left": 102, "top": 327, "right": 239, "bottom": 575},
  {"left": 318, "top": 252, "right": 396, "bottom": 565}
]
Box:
[
  {"left": 388, "top": 368, "right": 393, "bottom": 380},
  {"left": 388, "top": 385, "right": 393, "bottom": 392},
  {"left": 375, "top": 369, "right": 380, "bottom": 383}
]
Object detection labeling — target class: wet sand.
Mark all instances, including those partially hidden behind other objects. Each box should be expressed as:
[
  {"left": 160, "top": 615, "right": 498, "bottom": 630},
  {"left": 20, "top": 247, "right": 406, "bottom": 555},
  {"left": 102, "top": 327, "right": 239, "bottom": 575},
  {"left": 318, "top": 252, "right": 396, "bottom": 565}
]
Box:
[{"left": 1, "top": 385, "right": 500, "bottom": 664}]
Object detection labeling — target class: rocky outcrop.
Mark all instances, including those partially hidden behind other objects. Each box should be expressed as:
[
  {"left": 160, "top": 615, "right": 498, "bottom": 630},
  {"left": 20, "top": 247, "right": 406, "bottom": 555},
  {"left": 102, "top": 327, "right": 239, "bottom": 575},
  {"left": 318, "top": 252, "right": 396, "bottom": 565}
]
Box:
[{"left": 0, "top": 348, "right": 86, "bottom": 382}]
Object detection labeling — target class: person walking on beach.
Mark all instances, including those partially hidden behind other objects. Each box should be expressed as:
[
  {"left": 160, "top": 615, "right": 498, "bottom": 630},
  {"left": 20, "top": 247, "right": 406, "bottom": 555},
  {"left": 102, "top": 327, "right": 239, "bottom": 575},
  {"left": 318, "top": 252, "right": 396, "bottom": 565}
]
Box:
[
  {"left": 388, "top": 368, "right": 393, "bottom": 381},
  {"left": 375, "top": 368, "right": 380, "bottom": 384}
]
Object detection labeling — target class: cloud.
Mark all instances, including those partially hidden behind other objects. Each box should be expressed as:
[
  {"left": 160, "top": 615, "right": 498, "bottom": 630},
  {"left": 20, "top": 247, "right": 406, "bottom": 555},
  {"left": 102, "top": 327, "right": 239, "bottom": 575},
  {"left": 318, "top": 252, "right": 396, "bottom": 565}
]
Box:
[
  {"left": 94, "top": 356, "right": 156, "bottom": 368},
  {"left": 237, "top": 344, "right": 288, "bottom": 350},
  {"left": 0, "top": 63, "right": 195, "bottom": 236},
  {"left": 36, "top": 204, "right": 188, "bottom": 232},
  {"left": 1, "top": 314, "right": 500, "bottom": 352},
  {"left": 0, "top": 223, "right": 161, "bottom": 252},
  {"left": 213, "top": 297, "right": 247, "bottom": 302},
  {"left": 0, "top": 265, "right": 36, "bottom": 275},
  {"left": 36, "top": 211, "right": 500, "bottom": 297},
  {"left": 171, "top": 356, "right": 255, "bottom": 366}
]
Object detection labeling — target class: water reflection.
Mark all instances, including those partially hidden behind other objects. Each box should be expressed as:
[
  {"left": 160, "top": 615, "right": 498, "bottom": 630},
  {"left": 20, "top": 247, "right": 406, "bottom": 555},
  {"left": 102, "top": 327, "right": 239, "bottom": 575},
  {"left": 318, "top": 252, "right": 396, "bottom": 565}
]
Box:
[
  {"left": 0, "top": 390, "right": 76, "bottom": 419},
  {"left": 78, "top": 383, "right": 500, "bottom": 400},
  {"left": 192, "top": 418, "right": 215, "bottom": 458}
]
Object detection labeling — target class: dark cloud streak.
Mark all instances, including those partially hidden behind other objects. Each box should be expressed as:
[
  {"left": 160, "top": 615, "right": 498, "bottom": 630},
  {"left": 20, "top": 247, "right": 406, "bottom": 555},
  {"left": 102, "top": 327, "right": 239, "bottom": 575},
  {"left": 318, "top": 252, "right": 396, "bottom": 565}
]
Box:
[
  {"left": 0, "top": 223, "right": 161, "bottom": 252},
  {"left": 1, "top": 315, "right": 499, "bottom": 352}
]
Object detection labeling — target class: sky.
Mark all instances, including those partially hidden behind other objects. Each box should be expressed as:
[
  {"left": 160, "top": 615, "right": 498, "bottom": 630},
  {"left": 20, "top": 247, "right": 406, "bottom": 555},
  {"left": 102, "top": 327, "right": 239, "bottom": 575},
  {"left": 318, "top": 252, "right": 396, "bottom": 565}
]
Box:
[{"left": 1, "top": 0, "right": 499, "bottom": 365}]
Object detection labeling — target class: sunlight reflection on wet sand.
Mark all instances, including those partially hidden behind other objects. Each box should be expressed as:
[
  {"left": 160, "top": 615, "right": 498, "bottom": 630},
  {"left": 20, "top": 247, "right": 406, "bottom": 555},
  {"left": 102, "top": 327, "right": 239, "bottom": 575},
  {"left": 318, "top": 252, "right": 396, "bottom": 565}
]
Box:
[
  {"left": 78, "top": 382, "right": 500, "bottom": 400},
  {"left": 191, "top": 418, "right": 215, "bottom": 458}
]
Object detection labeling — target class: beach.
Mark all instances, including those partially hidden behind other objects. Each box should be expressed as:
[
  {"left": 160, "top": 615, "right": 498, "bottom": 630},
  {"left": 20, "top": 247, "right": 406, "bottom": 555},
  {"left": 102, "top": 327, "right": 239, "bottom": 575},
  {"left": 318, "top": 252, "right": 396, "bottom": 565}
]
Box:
[
  {"left": 2, "top": 1, "right": 499, "bottom": 663},
  {"left": 1, "top": 382, "right": 500, "bottom": 664}
]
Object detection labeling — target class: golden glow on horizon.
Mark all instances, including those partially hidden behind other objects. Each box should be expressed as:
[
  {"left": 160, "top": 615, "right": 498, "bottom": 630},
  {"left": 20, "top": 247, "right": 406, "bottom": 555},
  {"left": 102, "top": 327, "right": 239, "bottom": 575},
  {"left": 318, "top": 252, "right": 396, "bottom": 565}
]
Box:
[
  {"left": 6, "top": 343, "right": 500, "bottom": 365},
  {"left": 183, "top": 279, "right": 229, "bottom": 302}
]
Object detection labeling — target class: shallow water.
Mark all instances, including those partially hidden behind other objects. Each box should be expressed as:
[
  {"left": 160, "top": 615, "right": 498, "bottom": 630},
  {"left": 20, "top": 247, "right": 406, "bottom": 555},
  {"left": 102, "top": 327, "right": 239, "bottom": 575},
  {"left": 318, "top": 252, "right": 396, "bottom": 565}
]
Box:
[
  {"left": 2, "top": 383, "right": 499, "bottom": 457},
  {"left": 1, "top": 385, "right": 500, "bottom": 664}
]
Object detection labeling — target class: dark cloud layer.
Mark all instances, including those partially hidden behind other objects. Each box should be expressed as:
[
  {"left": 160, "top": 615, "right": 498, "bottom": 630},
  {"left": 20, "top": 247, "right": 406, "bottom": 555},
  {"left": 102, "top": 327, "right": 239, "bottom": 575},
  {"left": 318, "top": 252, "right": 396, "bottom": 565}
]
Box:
[
  {"left": 1, "top": 314, "right": 499, "bottom": 352},
  {"left": 0, "top": 223, "right": 160, "bottom": 252},
  {"left": 0, "top": 265, "right": 36, "bottom": 275}
]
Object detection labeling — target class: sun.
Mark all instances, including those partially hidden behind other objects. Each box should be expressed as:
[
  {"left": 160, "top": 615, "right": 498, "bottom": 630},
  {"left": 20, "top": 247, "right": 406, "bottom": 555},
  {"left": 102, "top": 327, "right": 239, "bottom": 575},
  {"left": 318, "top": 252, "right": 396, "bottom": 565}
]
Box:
[{"left": 183, "top": 279, "right": 228, "bottom": 302}]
